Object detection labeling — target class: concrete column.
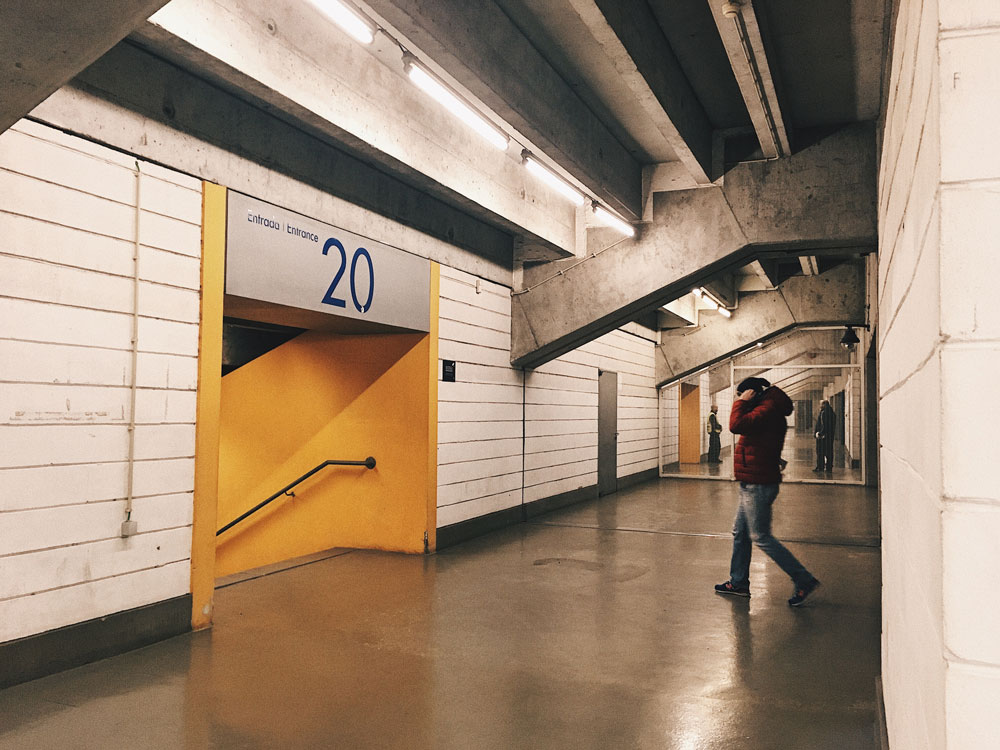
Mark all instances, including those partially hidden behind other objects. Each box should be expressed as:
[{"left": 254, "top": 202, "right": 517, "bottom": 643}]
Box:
[{"left": 879, "top": 1, "right": 1000, "bottom": 747}]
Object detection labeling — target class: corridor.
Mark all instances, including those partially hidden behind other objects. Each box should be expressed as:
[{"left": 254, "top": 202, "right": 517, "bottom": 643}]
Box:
[{"left": 0, "top": 478, "right": 880, "bottom": 750}]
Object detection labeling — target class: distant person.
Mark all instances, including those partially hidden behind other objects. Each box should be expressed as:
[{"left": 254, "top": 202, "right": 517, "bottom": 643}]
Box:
[
  {"left": 715, "top": 377, "right": 821, "bottom": 606},
  {"left": 814, "top": 399, "right": 835, "bottom": 473},
  {"left": 706, "top": 404, "right": 723, "bottom": 463}
]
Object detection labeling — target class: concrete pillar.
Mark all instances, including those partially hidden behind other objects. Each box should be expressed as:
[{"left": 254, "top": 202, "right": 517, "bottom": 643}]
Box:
[{"left": 879, "top": 1, "right": 1000, "bottom": 747}]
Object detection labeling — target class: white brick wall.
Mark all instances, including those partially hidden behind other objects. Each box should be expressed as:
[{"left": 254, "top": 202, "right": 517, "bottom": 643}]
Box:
[
  {"left": 879, "top": 1, "right": 1000, "bottom": 747},
  {"left": 0, "top": 121, "right": 200, "bottom": 642},
  {"left": 437, "top": 267, "right": 658, "bottom": 527},
  {"left": 437, "top": 268, "right": 523, "bottom": 527}
]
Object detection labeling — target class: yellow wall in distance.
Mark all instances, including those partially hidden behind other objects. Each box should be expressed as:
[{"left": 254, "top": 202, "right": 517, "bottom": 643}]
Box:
[
  {"left": 216, "top": 329, "right": 434, "bottom": 577},
  {"left": 679, "top": 383, "right": 701, "bottom": 464}
]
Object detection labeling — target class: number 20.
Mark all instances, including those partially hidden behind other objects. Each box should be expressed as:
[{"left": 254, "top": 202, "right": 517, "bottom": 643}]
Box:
[{"left": 321, "top": 238, "right": 374, "bottom": 313}]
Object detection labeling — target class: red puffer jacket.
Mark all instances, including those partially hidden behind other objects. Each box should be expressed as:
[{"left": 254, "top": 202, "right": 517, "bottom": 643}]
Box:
[{"left": 730, "top": 386, "right": 793, "bottom": 484}]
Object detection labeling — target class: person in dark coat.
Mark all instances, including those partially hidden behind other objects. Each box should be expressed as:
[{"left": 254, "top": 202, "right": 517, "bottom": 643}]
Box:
[
  {"left": 715, "top": 377, "right": 821, "bottom": 606},
  {"left": 706, "top": 404, "right": 723, "bottom": 463},
  {"left": 813, "top": 400, "right": 835, "bottom": 473}
]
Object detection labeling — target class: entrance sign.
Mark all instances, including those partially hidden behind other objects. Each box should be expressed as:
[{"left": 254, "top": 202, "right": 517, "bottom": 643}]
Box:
[{"left": 226, "top": 191, "right": 431, "bottom": 332}]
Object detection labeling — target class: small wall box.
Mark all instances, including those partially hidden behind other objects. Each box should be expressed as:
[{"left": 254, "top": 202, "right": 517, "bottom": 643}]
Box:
[{"left": 442, "top": 360, "right": 456, "bottom": 382}]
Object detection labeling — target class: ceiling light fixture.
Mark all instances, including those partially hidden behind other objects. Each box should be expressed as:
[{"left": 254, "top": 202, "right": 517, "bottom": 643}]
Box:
[
  {"left": 522, "top": 151, "right": 585, "bottom": 206},
  {"left": 592, "top": 203, "right": 635, "bottom": 237},
  {"left": 310, "top": 0, "right": 376, "bottom": 44},
  {"left": 404, "top": 56, "right": 510, "bottom": 150},
  {"left": 693, "top": 286, "right": 733, "bottom": 317}
]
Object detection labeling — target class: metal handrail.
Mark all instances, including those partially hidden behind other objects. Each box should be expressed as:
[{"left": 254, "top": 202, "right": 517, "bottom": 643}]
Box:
[{"left": 216, "top": 457, "right": 377, "bottom": 536}]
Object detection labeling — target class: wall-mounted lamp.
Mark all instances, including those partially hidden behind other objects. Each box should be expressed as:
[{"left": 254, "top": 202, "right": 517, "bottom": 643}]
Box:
[{"left": 840, "top": 326, "right": 860, "bottom": 351}]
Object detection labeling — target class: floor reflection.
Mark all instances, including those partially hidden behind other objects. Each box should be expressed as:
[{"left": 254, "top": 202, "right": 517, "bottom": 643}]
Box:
[{"left": 662, "top": 434, "right": 864, "bottom": 484}]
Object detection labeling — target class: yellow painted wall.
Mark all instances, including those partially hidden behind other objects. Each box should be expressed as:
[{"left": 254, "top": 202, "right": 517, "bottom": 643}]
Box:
[
  {"left": 191, "top": 182, "right": 225, "bottom": 628},
  {"left": 679, "top": 383, "right": 701, "bottom": 463},
  {"left": 216, "top": 323, "right": 438, "bottom": 577}
]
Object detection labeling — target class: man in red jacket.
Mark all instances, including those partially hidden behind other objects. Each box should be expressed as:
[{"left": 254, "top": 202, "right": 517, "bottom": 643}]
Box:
[{"left": 714, "top": 377, "right": 821, "bottom": 606}]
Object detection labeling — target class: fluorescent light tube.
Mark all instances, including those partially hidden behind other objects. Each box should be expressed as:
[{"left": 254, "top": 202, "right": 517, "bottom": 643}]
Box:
[
  {"left": 405, "top": 58, "right": 509, "bottom": 150},
  {"left": 718, "top": 307, "right": 732, "bottom": 318},
  {"left": 310, "top": 0, "right": 376, "bottom": 44},
  {"left": 592, "top": 204, "right": 635, "bottom": 237},
  {"left": 691, "top": 288, "right": 703, "bottom": 298},
  {"left": 522, "top": 152, "right": 585, "bottom": 206}
]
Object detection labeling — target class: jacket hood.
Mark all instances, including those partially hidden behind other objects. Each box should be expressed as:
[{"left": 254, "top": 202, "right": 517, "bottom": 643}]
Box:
[{"left": 761, "top": 386, "right": 793, "bottom": 416}]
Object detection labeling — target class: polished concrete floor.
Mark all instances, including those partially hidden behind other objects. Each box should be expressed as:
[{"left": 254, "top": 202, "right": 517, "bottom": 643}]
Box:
[
  {"left": 663, "top": 433, "right": 865, "bottom": 484},
  {"left": 0, "top": 478, "right": 881, "bottom": 749}
]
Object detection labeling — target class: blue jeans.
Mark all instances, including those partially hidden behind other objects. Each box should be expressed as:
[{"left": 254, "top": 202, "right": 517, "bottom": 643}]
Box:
[{"left": 729, "top": 483, "right": 812, "bottom": 589}]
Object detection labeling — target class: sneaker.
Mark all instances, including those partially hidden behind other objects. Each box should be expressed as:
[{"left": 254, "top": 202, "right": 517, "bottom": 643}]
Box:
[
  {"left": 714, "top": 581, "right": 750, "bottom": 597},
  {"left": 788, "top": 578, "right": 821, "bottom": 607}
]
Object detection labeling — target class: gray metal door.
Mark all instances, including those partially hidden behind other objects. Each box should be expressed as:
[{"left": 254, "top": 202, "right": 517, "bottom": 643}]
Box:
[{"left": 598, "top": 370, "right": 618, "bottom": 496}]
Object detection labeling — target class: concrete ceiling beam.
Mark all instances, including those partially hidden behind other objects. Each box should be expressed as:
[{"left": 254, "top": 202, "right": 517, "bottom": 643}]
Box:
[
  {"left": 708, "top": 0, "right": 791, "bottom": 158},
  {"left": 31, "top": 43, "right": 515, "bottom": 283},
  {"left": 568, "top": 0, "right": 714, "bottom": 185},
  {"left": 655, "top": 262, "right": 865, "bottom": 386},
  {"left": 743, "top": 259, "right": 779, "bottom": 290},
  {"left": 641, "top": 162, "right": 700, "bottom": 222},
  {"left": 131, "top": 0, "right": 581, "bottom": 258},
  {"left": 511, "top": 123, "right": 875, "bottom": 369},
  {"left": 0, "top": 0, "right": 170, "bottom": 132},
  {"left": 363, "top": 0, "right": 645, "bottom": 219},
  {"left": 658, "top": 295, "right": 699, "bottom": 329}
]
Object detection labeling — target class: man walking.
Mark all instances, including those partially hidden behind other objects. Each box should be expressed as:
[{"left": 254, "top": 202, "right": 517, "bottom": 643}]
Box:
[
  {"left": 706, "top": 404, "right": 723, "bottom": 463},
  {"left": 715, "top": 377, "right": 821, "bottom": 606},
  {"left": 813, "top": 399, "right": 835, "bottom": 473}
]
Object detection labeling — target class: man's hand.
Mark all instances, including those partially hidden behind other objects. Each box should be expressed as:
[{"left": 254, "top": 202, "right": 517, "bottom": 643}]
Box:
[{"left": 738, "top": 389, "right": 756, "bottom": 402}]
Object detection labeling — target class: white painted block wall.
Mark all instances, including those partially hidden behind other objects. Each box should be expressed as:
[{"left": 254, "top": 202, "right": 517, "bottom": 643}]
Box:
[
  {"left": 437, "top": 267, "right": 658, "bottom": 526},
  {"left": 0, "top": 122, "right": 201, "bottom": 642},
  {"left": 437, "top": 267, "right": 523, "bottom": 527},
  {"left": 880, "top": 1, "right": 1000, "bottom": 747}
]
